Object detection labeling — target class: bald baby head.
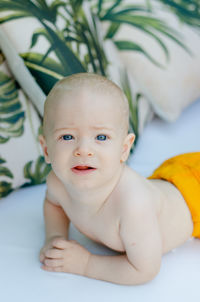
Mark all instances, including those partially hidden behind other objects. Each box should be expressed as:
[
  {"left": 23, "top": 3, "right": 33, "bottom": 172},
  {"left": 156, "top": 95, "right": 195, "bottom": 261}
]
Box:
[{"left": 43, "top": 73, "right": 130, "bottom": 138}]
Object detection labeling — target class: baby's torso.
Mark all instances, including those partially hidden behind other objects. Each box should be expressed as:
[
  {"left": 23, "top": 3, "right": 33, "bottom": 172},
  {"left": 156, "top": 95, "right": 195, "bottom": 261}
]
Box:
[
  {"left": 47, "top": 170, "right": 125, "bottom": 252},
  {"left": 51, "top": 165, "right": 193, "bottom": 255},
  {"left": 61, "top": 191, "right": 125, "bottom": 252}
]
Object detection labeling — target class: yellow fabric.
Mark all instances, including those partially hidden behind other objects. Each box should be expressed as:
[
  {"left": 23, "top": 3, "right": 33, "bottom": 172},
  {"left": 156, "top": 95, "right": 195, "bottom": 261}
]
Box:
[{"left": 148, "top": 152, "right": 200, "bottom": 238}]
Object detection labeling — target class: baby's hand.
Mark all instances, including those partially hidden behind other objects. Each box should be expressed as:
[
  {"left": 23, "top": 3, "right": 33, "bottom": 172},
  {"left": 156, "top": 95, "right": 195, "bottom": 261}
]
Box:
[
  {"left": 39, "top": 236, "right": 65, "bottom": 264},
  {"left": 40, "top": 237, "right": 91, "bottom": 276}
]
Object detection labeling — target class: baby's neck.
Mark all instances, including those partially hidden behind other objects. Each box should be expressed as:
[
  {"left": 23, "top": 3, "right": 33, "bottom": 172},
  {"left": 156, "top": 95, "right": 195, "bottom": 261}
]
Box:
[{"left": 65, "top": 165, "right": 124, "bottom": 215}]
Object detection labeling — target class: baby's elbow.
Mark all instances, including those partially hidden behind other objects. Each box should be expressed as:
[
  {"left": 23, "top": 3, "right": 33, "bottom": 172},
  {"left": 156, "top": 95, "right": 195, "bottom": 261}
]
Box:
[
  {"left": 143, "top": 267, "right": 160, "bottom": 283},
  {"left": 138, "top": 264, "right": 161, "bottom": 285},
  {"left": 129, "top": 264, "right": 161, "bottom": 285}
]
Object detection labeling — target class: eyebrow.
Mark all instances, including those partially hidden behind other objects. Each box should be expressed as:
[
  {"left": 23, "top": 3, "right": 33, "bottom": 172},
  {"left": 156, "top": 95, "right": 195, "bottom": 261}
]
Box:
[{"left": 54, "top": 126, "right": 114, "bottom": 133}]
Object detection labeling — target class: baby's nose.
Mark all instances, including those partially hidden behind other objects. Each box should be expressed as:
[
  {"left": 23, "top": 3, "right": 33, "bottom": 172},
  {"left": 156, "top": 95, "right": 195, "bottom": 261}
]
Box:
[
  {"left": 73, "top": 140, "right": 94, "bottom": 157},
  {"left": 74, "top": 150, "right": 93, "bottom": 157}
]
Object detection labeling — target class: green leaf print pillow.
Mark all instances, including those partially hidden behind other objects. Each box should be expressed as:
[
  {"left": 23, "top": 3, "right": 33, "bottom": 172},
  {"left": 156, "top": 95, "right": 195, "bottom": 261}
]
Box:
[
  {"left": 1, "top": 0, "right": 200, "bottom": 135},
  {"left": 111, "top": 1, "right": 200, "bottom": 121},
  {"left": 0, "top": 51, "right": 50, "bottom": 198},
  {"left": 0, "top": 0, "right": 153, "bottom": 141}
]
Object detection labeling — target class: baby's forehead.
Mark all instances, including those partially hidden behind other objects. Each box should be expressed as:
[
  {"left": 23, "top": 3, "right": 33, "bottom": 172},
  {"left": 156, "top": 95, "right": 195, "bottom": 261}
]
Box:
[
  {"left": 44, "top": 79, "right": 129, "bottom": 136},
  {"left": 47, "top": 86, "right": 124, "bottom": 113}
]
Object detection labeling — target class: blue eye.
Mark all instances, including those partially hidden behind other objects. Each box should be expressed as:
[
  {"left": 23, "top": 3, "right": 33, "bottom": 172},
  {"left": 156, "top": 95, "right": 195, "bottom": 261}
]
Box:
[
  {"left": 96, "top": 134, "right": 107, "bottom": 141},
  {"left": 62, "top": 135, "right": 73, "bottom": 140}
]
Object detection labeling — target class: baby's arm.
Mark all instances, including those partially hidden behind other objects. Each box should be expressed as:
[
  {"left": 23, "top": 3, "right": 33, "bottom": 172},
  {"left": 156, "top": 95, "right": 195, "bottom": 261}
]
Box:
[
  {"left": 40, "top": 172, "right": 91, "bottom": 273},
  {"left": 40, "top": 172, "right": 70, "bottom": 264},
  {"left": 85, "top": 200, "right": 162, "bottom": 285},
  {"left": 40, "top": 198, "right": 70, "bottom": 266},
  {"left": 42, "top": 198, "right": 162, "bottom": 284},
  {"left": 44, "top": 197, "right": 70, "bottom": 242}
]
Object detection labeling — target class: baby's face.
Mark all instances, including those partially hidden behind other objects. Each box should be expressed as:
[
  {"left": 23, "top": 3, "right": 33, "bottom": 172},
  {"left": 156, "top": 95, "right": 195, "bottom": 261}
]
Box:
[{"left": 42, "top": 89, "right": 134, "bottom": 190}]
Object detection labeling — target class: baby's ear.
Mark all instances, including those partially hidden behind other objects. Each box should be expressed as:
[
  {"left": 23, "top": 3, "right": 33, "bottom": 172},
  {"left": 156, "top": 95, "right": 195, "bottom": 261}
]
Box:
[
  {"left": 39, "top": 135, "right": 51, "bottom": 164},
  {"left": 121, "top": 133, "right": 135, "bottom": 163}
]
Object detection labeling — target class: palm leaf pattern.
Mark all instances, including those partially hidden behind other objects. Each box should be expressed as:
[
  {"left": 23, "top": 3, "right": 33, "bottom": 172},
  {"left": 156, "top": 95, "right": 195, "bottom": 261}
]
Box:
[
  {"left": 98, "top": 0, "right": 193, "bottom": 64},
  {"left": 158, "top": 0, "right": 200, "bottom": 29},
  {"left": 0, "top": 157, "right": 13, "bottom": 198},
  {"left": 120, "top": 70, "right": 139, "bottom": 142},
  {"left": 23, "top": 155, "right": 51, "bottom": 187},
  {"left": 0, "top": 0, "right": 199, "bottom": 143},
  {"left": 0, "top": 71, "right": 25, "bottom": 143}
]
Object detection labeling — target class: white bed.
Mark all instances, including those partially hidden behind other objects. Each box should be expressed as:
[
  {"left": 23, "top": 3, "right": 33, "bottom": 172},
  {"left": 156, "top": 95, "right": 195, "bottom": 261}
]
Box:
[{"left": 1, "top": 98, "right": 200, "bottom": 302}]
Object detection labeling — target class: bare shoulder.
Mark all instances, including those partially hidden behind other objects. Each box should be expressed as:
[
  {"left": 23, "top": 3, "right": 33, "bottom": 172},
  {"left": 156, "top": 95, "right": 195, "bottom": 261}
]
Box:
[
  {"left": 117, "top": 165, "right": 158, "bottom": 214},
  {"left": 45, "top": 170, "right": 69, "bottom": 205}
]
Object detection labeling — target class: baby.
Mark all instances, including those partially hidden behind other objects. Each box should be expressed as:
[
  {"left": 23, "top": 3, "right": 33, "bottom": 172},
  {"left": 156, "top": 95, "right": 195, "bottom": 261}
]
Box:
[{"left": 39, "top": 73, "right": 198, "bottom": 285}]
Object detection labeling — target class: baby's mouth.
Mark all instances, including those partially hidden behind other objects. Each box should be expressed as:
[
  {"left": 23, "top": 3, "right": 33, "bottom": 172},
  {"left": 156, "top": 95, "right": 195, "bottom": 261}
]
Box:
[
  {"left": 71, "top": 165, "right": 97, "bottom": 174},
  {"left": 74, "top": 166, "right": 94, "bottom": 170}
]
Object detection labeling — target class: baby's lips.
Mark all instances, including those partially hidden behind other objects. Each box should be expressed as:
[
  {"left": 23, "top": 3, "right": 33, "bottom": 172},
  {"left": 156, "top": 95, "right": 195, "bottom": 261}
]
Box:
[{"left": 73, "top": 165, "right": 96, "bottom": 170}]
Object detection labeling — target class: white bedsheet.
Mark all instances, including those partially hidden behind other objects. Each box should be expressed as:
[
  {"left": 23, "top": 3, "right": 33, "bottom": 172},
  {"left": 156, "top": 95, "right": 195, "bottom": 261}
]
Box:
[{"left": 1, "top": 98, "right": 200, "bottom": 302}]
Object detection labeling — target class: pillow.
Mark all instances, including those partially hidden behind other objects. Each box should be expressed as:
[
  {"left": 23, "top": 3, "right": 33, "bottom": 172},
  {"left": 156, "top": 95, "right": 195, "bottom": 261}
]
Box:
[
  {"left": 0, "top": 49, "right": 50, "bottom": 198},
  {"left": 103, "top": 39, "right": 154, "bottom": 135},
  {"left": 112, "top": 5, "right": 200, "bottom": 121},
  {"left": 0, "top": 1, "right": 153, "bottom": 140}
]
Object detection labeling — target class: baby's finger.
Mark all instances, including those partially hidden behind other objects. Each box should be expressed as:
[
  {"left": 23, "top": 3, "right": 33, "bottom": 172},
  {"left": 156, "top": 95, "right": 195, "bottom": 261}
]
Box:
[
  {"left": 45, "top": 248, "right": 63, "bottom": 259},
  {"left": 39, "top": 252, "right": 45, "bottom": 263},
  {"left": 44, "top": 258, "right": 63, "bottom": 268},
  {"left": 41, "top": 265, "right": 63, "bottom": 273},
  {"left": 52, "top": 238, "right": 69, "bottom": 249}
]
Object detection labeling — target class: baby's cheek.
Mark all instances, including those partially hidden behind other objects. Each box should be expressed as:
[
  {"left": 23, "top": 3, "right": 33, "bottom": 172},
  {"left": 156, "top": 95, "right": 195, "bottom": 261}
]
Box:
[
  {"left": 52, "top": 145, "right": 68, "bottom": 160},
  {"left": 104, "top": 155, "right": 121, "bottom": 174},
  {"left": 50, "top": 154, "right": 67, "bottom": 176}
]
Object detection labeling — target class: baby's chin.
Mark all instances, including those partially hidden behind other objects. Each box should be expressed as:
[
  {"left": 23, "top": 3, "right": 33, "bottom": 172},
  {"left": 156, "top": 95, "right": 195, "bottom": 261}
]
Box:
[
  {"left": 70, "top": 168, "right": 122, "bottom": 189},
  {"left": 68, "top": 179, "right": 102, "bottom": 192}
]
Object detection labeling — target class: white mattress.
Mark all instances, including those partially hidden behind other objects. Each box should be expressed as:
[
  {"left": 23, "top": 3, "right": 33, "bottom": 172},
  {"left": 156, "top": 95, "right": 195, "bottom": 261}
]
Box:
[{"left": 1, "top": 98, "right": 200, "bottom": 302}]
